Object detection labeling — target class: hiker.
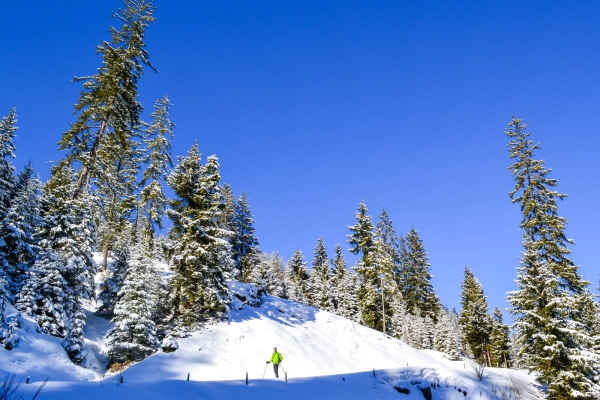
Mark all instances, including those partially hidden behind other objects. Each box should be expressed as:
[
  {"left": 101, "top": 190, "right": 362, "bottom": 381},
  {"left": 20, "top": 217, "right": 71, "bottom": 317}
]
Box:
[{"left": 266, "top": 347, "right": 284, "bottom": 378}]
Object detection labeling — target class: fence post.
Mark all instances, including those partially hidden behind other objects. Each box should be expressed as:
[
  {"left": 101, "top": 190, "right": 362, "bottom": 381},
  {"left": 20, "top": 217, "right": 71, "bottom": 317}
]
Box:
[
  {"left": 373, "top": 369, "right": 375, "bottom": 378},
  {"left": 246, "top": 372, "right": 248, "bottom": 385},
  {"left": 187, "top": 372, "right": 190, "bottom": 381}
]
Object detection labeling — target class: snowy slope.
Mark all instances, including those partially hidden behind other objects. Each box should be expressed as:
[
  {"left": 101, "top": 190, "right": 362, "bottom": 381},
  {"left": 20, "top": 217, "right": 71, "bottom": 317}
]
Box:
[{"left": 1, "top": 282, "right": 541, "bottom": 399}]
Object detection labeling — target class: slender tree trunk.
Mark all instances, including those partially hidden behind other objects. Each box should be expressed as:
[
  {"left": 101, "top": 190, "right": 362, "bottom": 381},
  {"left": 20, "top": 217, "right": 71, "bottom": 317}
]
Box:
[
  {"left": 381, "top": 283, "right": 386, "bottom": 335},
  {"left": 74, "top": 115, "right": 109, "bottom": 199}
]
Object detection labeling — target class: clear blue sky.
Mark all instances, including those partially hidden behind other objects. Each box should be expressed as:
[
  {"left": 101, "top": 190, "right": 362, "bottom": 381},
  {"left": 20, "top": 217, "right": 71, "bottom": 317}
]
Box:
[{"left": 1, "top": 1, "right": 599, "bottom": 315}]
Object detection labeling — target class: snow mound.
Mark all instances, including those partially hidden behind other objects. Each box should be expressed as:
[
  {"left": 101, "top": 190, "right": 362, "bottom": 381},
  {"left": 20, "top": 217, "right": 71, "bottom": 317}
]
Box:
[{"left": 0, "top": 283, "right": 541, "bottom": 399}]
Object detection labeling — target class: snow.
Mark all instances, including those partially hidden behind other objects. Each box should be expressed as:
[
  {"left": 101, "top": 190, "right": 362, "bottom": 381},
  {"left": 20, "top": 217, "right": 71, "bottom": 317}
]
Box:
[{"left": 0, "top": 282, "right": 541, "bottom": 399}]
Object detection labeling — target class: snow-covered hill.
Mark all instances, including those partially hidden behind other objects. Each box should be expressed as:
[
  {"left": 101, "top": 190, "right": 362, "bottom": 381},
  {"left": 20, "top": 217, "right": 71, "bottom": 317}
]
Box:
[{"left": 0, "top": 283, "right": 541, "bottom": 399}]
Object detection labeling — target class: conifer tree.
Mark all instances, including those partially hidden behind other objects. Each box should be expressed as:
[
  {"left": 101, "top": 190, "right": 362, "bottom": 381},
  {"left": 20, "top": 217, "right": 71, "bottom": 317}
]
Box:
[
  {"left": 347, "top": 201, "right": 374, "bottom": 265},
  {"left": 505, "top": 117, "right": 599, "bottom": 399},
  {"left": 267, "top": 252, "right": 287, "bottom": 298},
  {"left": 285, "top": 250, "right": 309, "bottom": 304},
  {"left": 106, "top": 241, "right": 160, "bottom": 365},
  {"left": 366, "top": 236, "right": 396, "bottom": 334},
  {"left": 140, "top": 95, "right": 174, "bottom": 250},
  {"left": 434, "top": 308, "right": 461, "bottom": 360},
  {"left": 308, "top": 238, "right": 334, "bottom": 311},
  {"left": 219, "top": 183, "right": 236, "bottom": 232},
  {"left": 459, "top": 266, "right": 492, "bottom": 364},
  {"left": 488, "top": 306, "right": 510, "bottom": 367},
  {"left": 0, "top": 108, "right": 17, "bottom": 220},
  {"left": 97, "top": 245, "right": 130, "bottom": 314},
  {"left": 168, "top": 144, "right": 233, "bottom": 329},
  {"left": 375, "top": 208, "right": 401, "bottom": 268},
  {"left": 0, "top": 167, "right": 42, "bottom": 298},
  {"left": 398, "top": 228, "right": 439, "bottom": 318},
  {"left": 231, "top": 193, "right": 260, "bottom": 281},
  {"left": 17, "top": 249, "right": 68, "bottom": 337},
  {"left": 58, "top": 0, "right": 156, "bottom": 198}
]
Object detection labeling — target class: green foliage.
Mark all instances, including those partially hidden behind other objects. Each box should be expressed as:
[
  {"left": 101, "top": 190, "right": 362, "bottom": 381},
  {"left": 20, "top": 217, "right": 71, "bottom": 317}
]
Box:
[
  {"left": 459, "top": 266, "right": 491, "bottom": 363},
  {"left": 167, "top": 144, "right": 233, "bottom": 328},
  {"left": 505, "top": 117, "right": 600, "bottom": 399}
]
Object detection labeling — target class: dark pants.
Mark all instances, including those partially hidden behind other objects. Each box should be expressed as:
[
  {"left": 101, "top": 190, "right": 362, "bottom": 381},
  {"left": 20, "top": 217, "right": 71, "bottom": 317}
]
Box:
[{"left": 273, "top": 363, "right": 279, "bottom": 378}]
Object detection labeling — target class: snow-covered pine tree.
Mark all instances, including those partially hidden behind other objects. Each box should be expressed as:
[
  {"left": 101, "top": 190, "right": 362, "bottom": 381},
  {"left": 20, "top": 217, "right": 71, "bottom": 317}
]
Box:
[
  {"left": 434, "top": 308, "right": 461, "bottom": 360},
  {"left": 57, "top": 0, "right": 156, "bottom": 199},
  {"left": 285, "top": 250, "right": 309, "bottom": 304},
  {"left": 231, "top": 193, "right": 260, "bottom": 282},
  {"left": 459, "top": 266, "right": 492, "bottom": 364},
  {"left": 168, "top": 144, "right": 233, "bottom": 329},
  {"left": 0, "top": 165, "right": 42, "bottom": 298},
  {"left": 505, "top": 117, "right": 600, "bottom": 399},
  {"left": 140, "top": 95, "right": 174, "bottom": 250},
  {"left": 0, "top": 108, "right": 17, "bottom": 221},
  {"left": 249, "top": 253, "right": 273, "bottom": 296},
  {"left": 0, "top": 109, "right": 18, "bottom": 314},
  {"left": 375, "top": 208, "right": 401, "bottom": 268},
  {"left": 17, "top": 248, "right": 68, "bottom": 337},
  {"left": 488, "top": 306, "right": 510, "bottom": 367},
  {"left": 97, "top": 245, "right": 130, "bottom": 314},
  {"left": 265, "top": 252, "right": 287, "bottom": 298},
  {"left": 219, "top": 183, "right": 236, "bottom": 233},
  {"left": 365, "top": 236, "right": 396, "bottom": 334},
  {"left": 308, "top": 238, "right": 334, "bottom": 311},
  {"left": 106, "top": 241, "right": 160, "bottom": 366},
  {"left": 398, "top": 228, "right": 439, "bottom": 319},
  {"left": 30, "top": 165, "right": 97, "bottom": 363},
  {"left": 347, "top": 201, "right": 374, "bottom": 265}
]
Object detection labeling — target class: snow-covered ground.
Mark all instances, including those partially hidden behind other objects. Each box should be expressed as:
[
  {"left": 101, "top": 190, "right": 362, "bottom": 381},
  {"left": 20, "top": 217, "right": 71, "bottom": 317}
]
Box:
[{"left": 1, "top": 282, "right": 541, "bottom": 399}]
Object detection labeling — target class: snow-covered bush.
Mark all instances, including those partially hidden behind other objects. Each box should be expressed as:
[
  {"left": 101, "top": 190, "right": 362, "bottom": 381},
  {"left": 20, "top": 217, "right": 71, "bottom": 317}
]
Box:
[{"left": 161, "top": 336, "right": 179, "bottom": 353}]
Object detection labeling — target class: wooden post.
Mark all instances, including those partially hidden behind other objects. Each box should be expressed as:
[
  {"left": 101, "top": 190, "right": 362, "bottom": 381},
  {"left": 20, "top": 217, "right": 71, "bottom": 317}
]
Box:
[
  {"left": 246, "top": 372, "right": 248, "bottom": 385},
  {"left": 372, "top": 369, "right": 375, "bottom": 378},
  {"left": 187, "top": 373, "right": 190, "bottom": 381},
  {"left": 26, "top": 377, "right": 30, "bottom": 384}
]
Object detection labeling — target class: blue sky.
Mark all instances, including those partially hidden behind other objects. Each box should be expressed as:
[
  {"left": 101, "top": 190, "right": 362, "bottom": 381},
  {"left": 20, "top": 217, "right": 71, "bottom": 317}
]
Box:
[{"left": 1, "top": 0, "right": 599, "bottom": 314}]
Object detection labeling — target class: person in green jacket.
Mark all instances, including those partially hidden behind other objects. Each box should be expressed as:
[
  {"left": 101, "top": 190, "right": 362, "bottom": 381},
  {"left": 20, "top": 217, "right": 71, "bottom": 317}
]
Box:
[{"left": 266, "top": 347, "right": 284, "bottom": 378}]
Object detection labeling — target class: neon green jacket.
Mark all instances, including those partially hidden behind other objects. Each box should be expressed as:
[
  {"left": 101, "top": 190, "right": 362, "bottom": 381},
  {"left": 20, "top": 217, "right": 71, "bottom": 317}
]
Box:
[{"left": 270, "top": 352, "right": 283, "bottom": 365}]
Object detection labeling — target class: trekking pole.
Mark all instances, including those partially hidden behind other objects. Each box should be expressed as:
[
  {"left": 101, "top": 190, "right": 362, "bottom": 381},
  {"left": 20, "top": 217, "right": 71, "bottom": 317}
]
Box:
[
  {"left": 263, "top": 362, "right": 268, "bottom": 378},
  {"left": 279, "top": 363, "right": 286, "bottom": 374}
]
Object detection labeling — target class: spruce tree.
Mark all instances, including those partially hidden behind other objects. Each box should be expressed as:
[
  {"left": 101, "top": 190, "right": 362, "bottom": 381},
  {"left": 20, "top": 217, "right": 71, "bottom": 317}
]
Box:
[
  {"left": 0, "top": 108, "right": 17, "bottom": 220},
  {"left": 58, "top": 0, "right": 156, "bottom": 198},
  {"left": 106, "top": 241, "right": 160, "bottom": 366},
  {"left": 488, "top": 306, "right": 510, "bottom": 367},
  {"left": 347, "top": 201, "right": 374, "bottom": 265},
  {"left": 285, "top": 250, "right": 309, "bottom": 304},
  {"left": 17, "top": 248, "right": 68, "bottom": 337},
  {"left": 308, "top": 238, "right": 333, "bottom": 311},
  {"left": 398, "top": 228, "right": 439, "bottom": 318},
  {"left": 0, "top": 167, "right": 42, "bottom": 298},
  {"left": 459, "top": 266, "right": 492, "bottom": 364},
  {"left": 168, "top": 144, "right": 233, "bottom": 329},
  {"left": 231, "top": 193, "right": 260, "bottom": 282},
  {"left": 505, "top": 117, "right": 599, "bottom": 399},
  {"left": 366, "top": 236, "right": 396, "bottom": 334},
  {"left": 267, "top": 252, "right": 287, "bottom": 298},
  {"left": 97, "top": 245, "right": 130, "bottom": 314},
  {"left": 140, "top": 95, "right": 174, "bottom": 250}
]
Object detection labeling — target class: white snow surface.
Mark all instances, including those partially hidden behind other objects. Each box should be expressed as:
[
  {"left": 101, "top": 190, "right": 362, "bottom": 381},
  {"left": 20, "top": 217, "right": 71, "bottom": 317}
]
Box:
[{"left": 0, "top": 282, "right": 542, "bottom": 399}]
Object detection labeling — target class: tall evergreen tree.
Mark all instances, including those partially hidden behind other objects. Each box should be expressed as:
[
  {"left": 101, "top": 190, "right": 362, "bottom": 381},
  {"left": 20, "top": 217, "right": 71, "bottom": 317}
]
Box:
[
  {"left": 140, "top": 95, "right": 174, "bottom": 249},
  {"left": 285, "top": 250, "right": 309, "bottom": 304},
  {"left": 366, "top": 236, "right": 396, "bottom": 334},
  {"left": 347, "top": 201, "right": 374, "bottom": 265},
  {"left": 57, "top": 0, "right": 156, "bottom": 198},
  {"left": 488, "top": 306, "right": 511, "bottom": 367},
  {"left": 0, "top": 166, "right": 42, "bottom": 298},
  {"left": 231, "top": 192, "right": 260, "bottom": 282},
  {"left": 0, "top": 108, "right": 17, "bottom": 220},
  {"left": 106, "top": 241, "right": 160, "bottom": 366},
  {"left": 459, "top": 266, "right": 492, "bottom": 364},
  {"left": 505, "top": 117, "right": 599, "bottom": 399},
  {"left": 167, "top": 144, "right": 233, "bottom": 329},
  {"left": 398, "top": 228, "right": 439, "bottom": 318},
  {"left": 308, "top": 238, "right": 333, "bottom": 312},
  {"left": 375, "top": 208, "right": 401, "bottom": 266}
]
